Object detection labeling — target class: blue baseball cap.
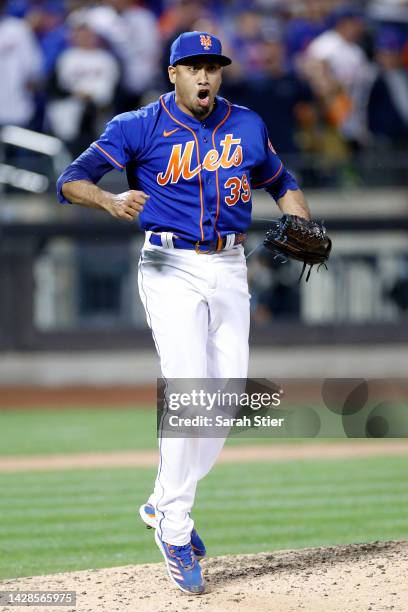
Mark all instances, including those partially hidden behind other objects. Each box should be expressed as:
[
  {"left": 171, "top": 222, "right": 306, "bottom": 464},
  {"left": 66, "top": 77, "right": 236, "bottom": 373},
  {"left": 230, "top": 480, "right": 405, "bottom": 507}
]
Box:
[{"left": 170, "top": 31, "right": 232, "bottom": 66}]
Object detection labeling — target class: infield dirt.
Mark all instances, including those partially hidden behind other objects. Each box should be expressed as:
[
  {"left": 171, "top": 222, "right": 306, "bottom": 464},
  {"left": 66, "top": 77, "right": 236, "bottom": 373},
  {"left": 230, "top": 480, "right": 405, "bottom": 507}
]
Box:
[
  {"left": 1, "top": 440, "right": 408, "bottom": 472},
  {"left": 1, "top": 540, "right": 407, "bottom": 612}
]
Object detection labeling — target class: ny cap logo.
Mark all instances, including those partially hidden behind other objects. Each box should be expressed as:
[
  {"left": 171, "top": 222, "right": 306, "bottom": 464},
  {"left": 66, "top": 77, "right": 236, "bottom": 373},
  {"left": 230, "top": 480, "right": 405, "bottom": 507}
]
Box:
[{"left": 200, "top": 35, "right": 212, "bottom": 51}]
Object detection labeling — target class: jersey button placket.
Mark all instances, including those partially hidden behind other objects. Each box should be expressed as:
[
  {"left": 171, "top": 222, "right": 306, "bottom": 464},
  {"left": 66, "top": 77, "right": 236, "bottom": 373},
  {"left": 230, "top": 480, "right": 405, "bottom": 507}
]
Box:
[
  {"left": 202, "top": 123, "right": 208, "bottom": 144},
  {"left": 200, "top": 122, "right": 217, "bottom": 235}
]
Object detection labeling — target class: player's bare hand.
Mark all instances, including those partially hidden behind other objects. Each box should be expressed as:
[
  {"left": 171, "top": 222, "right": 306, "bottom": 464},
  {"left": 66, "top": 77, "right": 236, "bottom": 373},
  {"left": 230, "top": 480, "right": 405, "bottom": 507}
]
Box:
[{"left": 106, "top": 190, "right": 149, "bottom": 221}]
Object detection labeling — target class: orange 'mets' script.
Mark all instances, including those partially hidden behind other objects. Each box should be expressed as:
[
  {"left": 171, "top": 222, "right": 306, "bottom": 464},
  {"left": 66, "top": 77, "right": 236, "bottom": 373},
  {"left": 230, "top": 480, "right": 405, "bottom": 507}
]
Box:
[{"left": 157, "top": 134, "right": 243, "bottom": 186}]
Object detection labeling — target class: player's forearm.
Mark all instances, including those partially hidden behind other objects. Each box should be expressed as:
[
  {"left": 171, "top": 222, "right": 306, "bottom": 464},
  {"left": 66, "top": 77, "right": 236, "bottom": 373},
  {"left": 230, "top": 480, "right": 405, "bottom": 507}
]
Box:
[
  {"left": 61, "top": 180, "right": 149, "bottom": 221},
  {"left": 277, "top": 189, "right": 311, "bottom": 220},
  {"left": 61, "top": 180, "right": 115, "bottom": 213}
]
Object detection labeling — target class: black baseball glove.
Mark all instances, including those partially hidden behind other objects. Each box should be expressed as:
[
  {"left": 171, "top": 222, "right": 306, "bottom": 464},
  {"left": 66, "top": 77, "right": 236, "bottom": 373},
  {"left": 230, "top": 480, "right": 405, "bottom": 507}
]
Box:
[{"left": 263, "top": 214, "right": 332, "bottom": 282}]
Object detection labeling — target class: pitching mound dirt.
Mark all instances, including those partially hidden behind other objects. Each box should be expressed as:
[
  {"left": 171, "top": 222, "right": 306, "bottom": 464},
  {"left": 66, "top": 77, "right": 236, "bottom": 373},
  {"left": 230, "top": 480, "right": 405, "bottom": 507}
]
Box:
[{"left": 1, "top": 540, "right": 407, "bottom": 612}]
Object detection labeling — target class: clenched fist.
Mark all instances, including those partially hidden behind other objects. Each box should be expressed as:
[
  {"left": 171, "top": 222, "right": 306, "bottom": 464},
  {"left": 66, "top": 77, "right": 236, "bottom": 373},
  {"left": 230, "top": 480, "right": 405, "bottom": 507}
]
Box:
[{"left": 106, "top": 190, "right": 150, "bottom": 221}]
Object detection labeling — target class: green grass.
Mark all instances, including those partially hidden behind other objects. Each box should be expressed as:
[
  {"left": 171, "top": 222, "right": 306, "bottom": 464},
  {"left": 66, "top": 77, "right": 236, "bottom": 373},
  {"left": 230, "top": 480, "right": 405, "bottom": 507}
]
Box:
[
  {"left": 0, "top": 408, "right": 157, "bottom": 455},
  {"left": 0, "top": 407, "right": 389, "bottom": 456},
  {"left": 0, "top": 456, "right": 407, "bottom": 579},
  {"left": 0, "top": 407, "right": 273, "bottom": 455}
]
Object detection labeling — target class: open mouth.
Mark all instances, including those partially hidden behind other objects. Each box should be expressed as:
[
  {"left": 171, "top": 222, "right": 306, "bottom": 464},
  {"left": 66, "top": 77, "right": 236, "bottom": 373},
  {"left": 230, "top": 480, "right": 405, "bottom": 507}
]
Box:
[{"left": 197, "top": 89, "right": 210, "bottom": 108}]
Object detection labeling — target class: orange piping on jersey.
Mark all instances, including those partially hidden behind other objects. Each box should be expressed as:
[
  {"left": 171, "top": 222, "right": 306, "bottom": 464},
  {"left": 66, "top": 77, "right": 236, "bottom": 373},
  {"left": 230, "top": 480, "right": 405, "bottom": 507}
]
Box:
[
  {"left": 93, "top": 143, "right": 124, "bottom": 169},
  {"left": 160, "top": 95, "right": 205, "bottom": 241},
  {"left": 212, "top": 101, "right": 232, "bottom": 246},
  {"left": 252, "top": 162, "right": 283, "bottom": 188}
]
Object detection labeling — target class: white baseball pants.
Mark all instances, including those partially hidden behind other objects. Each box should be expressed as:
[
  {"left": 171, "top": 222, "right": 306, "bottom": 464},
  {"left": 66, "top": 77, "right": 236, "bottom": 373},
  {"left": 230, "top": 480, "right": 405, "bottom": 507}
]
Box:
[{"left": 138, "top": 233, "right": 250, "bottom": 545}]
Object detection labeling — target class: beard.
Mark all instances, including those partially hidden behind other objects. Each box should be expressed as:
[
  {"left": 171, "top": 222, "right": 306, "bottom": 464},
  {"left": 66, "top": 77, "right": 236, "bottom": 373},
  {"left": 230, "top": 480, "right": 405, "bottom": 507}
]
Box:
[
  {"left": 189, "top": 96, "right": 216, "bottom": 120},
  {"left": 193, "top": 105, "right": 210, "bottom": 118}
]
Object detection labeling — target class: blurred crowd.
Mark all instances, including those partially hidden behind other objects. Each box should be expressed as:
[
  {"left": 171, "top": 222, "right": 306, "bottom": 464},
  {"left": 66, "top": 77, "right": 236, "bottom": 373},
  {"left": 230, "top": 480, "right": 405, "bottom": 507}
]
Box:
[{"left": 1, "top": 0, "right": 408, "bottom": 184}]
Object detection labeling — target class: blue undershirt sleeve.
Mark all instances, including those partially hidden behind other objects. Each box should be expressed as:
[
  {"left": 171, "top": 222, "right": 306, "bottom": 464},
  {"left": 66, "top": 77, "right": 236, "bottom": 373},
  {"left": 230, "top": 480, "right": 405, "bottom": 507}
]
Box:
[
  {"left": 56, "top": 146, "right": 114, "bottom": 204},
  {"left": 264, "top": 167, "right": 300, "bottom": 202}
]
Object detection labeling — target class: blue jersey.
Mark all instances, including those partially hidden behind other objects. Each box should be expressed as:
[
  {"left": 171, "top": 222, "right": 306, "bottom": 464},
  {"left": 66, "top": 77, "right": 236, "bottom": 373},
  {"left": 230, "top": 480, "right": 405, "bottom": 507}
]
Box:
[{"left": 91, "top": 91, "right": 288, "bottom": 243}]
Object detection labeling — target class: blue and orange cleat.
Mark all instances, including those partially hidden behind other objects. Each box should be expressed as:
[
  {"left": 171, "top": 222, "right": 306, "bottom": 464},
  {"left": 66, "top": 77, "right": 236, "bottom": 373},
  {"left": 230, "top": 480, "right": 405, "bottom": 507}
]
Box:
[
  {"left": 154, "top": 530, "right": 205, "bottom": 595},
  {"left": 139, "top": 503, "right": 206, "bottom": 560}
]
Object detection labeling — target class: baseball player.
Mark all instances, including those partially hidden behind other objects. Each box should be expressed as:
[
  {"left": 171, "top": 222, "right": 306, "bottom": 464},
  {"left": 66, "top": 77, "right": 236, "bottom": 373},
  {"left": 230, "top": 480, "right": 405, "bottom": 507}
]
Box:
[{"left": 57, "top": 31, "right": 311, "bottom": 595}]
